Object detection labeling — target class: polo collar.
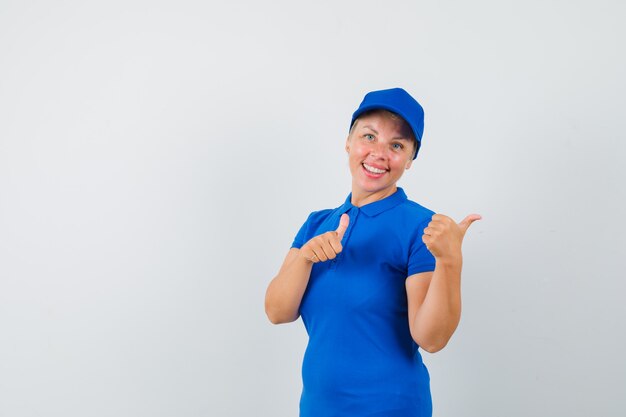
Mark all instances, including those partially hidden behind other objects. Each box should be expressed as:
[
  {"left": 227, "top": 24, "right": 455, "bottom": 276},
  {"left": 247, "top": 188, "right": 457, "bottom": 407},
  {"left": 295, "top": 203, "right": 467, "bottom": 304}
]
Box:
[{"left": 338, "top": 187, "right": 408, "bottom": 217}]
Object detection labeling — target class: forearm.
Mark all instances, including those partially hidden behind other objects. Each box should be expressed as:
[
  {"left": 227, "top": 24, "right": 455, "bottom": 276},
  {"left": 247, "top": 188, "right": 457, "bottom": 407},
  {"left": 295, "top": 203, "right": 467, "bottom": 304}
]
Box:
[
  {"left": 265, "top": 249, "right": 313, "bottom": 324},
  {"left": 410, "top": 257, "right": 463, "bottom": 352}
]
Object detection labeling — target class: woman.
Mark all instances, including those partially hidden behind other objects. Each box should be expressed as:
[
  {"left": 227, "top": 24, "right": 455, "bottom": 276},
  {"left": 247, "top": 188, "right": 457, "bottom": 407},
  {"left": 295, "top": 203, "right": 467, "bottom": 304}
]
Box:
[{"left": 265, "top": 88, "right": 480, "bottom": 417}]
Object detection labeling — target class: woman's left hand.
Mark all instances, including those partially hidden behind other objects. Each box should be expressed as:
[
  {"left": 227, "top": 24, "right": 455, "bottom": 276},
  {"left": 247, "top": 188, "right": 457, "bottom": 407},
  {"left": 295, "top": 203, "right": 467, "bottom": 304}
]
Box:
[{"left": 422, "top": 214, "right": 482, "bottom": 262}]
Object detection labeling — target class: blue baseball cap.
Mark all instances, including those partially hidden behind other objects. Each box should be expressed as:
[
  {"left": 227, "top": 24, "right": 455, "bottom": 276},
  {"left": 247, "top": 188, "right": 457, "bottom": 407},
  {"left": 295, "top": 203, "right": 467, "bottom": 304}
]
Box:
[{"left": 350, "top": 88, "right": 425, "bottom": 159}]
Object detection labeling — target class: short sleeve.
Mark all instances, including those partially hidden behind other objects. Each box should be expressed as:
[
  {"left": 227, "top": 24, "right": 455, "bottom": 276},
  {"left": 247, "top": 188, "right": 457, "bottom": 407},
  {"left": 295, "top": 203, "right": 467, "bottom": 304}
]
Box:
[
  {"left": 407, "top": 218, "right": 436, "bottom": 276},
  {"left": 291, "top": 212, "right": 314, "bottom": 249}
]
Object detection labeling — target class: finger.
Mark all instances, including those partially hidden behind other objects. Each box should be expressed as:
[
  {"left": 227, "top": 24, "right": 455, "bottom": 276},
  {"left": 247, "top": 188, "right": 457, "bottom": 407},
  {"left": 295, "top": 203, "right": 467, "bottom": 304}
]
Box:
[
  {"left": 424, "top": 226, "right": 441, "bottom": 235},
  {"left": 458, "top": 213, "right": 482, "bottom": 234},
  {"left": 431, "top": 213, "right": 448, "bottom": 222},
  {"left": 312, "top": 247, "right": 328, "bottom": 262},
  {"left": 328, "top": 237, "right": 343, "bottom": 255},
  {"left": 425, "top": 222, "right": 444, "bottom": 235},
  {"left": 335, "top": 214, "right": 350, "bottom": 240},
  {"left": 312, "top": 240, "right": 333, "bottom": 262},
  {"left": 324, "top": 248, "right": 337, "bottom": 260},
  {"left": 320, "top": 241, "right": 337, "bottom": 260},
  {"left": 302, "top": 247, "right": 319, "bottom": 263}
]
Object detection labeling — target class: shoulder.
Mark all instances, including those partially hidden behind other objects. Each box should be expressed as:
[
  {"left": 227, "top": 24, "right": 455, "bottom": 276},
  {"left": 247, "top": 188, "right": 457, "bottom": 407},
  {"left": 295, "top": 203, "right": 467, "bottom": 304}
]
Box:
[
  {"left": 297, "top": 203, "right": 346, "bottom": 234},
  {"left": 302, "top": 207, "right": 337, "bottom": 226},
  {"left": 292, "top": 207, "right": 335, "bottom": 248},
  {"left": 395, "top": 198, "right": 436, "bottom": 226}
]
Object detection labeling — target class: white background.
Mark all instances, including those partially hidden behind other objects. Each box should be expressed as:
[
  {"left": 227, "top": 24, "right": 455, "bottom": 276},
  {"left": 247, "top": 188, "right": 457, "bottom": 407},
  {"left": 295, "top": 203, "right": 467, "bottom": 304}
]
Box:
[{"left": 1, "top": 1, "right": 625, "bottom": 416}]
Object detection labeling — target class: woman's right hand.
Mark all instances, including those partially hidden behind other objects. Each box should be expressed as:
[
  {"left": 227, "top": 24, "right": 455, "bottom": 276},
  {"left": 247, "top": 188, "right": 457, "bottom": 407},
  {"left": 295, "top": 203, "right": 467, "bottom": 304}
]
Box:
[
  {"left": 265, "top": 213, "right": 350, "bottom": 324},
  {"left": 300, "top": 214, "right": 350, "bottom": 263}
]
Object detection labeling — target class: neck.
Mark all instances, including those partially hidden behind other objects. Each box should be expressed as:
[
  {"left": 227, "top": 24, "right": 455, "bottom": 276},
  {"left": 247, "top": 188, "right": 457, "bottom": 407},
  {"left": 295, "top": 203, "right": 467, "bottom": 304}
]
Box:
[{"left": 350, "top": 185, "right": 398, "bottom": 207}]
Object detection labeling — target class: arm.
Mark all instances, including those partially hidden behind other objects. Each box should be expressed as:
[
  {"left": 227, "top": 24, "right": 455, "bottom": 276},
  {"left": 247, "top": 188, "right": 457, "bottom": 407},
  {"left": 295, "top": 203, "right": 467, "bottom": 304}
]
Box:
[
  {"left": 405, "top": 213, "right": 481, "bottom": 353},
  {"left": 405, "top": 262, "right": 462, "bottom": 353},
  {"left": 264, "top": 248, "right": 314, "bottom": 324},
  {"left": 264, "top": 214, "right": 350, "bottom": 324}
]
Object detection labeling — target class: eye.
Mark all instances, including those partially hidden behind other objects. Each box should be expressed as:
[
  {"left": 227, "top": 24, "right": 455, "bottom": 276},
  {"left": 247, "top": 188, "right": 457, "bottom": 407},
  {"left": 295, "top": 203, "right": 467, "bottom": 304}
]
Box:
[
  {"left": 392, "top": 142, "right": 404, "bottom": 151},
  {"left": 363, "top": 134, "right": 375, "bottom": 141}
]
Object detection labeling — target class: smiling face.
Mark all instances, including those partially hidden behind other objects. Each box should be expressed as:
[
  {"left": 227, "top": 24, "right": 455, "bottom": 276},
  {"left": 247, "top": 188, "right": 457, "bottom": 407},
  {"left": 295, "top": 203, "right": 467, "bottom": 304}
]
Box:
[{"left": 346, "top": 110, "right": 416, "bottom": 206}]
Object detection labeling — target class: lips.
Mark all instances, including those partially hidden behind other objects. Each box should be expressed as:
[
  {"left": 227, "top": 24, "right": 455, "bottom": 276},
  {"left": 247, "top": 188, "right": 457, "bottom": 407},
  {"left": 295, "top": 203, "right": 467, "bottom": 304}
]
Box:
[
  {"left": 362, "top": 163, "right": 388, "bottom": 177},
  {"left": 363, "top": 163, "right": 386, "bottom": 174}
]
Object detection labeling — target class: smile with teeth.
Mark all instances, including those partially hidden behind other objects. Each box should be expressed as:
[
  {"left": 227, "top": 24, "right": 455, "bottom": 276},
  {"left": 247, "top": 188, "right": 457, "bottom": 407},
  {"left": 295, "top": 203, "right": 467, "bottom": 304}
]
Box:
[{"left": 363, "top": 163, "right": 387, "bottom": 174}]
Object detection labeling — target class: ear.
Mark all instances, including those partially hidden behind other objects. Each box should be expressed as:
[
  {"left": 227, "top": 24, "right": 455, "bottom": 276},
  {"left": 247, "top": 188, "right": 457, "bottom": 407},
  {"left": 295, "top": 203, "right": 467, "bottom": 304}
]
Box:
[
  {"left": 345, "top": 136, "right": 351, "bottom": 153},
  {"left": 405, "top": 158, "right": 413, "bottom": 170}
]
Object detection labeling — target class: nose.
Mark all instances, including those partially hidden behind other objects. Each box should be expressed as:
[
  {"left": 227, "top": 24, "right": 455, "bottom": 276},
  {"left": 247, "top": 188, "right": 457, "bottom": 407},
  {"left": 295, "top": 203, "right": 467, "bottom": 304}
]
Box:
[{"left": 369, "top": 141, "right": 388, "bottom": 159}]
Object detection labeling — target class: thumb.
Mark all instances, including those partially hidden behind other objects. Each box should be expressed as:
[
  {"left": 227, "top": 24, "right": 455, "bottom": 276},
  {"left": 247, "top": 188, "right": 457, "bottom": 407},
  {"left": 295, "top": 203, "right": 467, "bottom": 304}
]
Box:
[
  {"left": 335, "top": 213, "right": 350, "bottom": 240},
  {"left": 458, "top": 213, "right": 482, "bottom": 234}
]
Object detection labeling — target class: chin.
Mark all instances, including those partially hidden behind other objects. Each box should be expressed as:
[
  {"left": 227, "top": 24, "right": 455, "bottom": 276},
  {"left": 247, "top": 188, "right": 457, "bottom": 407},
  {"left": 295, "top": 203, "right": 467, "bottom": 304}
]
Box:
[{"left": 354, "top": 181, "right": 395, "bottom": 195}]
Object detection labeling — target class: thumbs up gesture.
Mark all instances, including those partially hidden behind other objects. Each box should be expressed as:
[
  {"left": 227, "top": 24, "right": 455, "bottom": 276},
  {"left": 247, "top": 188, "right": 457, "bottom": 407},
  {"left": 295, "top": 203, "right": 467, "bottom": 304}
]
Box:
[
  {"left": 422, "top": 214, "right": 482, "bottom": 261},
  {"left": 301, "top": 214, "right": 350, "bottom": 263}
]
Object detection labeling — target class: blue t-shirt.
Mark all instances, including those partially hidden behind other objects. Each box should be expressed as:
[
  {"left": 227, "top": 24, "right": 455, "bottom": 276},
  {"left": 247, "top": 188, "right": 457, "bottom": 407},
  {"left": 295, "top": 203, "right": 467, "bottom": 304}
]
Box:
[{"left": 291, "top": 188, "right": 437, "bottom": 417}]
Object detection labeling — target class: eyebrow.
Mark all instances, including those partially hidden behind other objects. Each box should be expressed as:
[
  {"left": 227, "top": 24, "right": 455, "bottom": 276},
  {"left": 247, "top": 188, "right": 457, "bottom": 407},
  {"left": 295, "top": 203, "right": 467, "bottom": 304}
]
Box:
[
  {"left": 361, "top": 125, "right": 412, "bottom": 141},
  {"left": 362, "top": 125, "right": 379, "bottom": 135}
]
